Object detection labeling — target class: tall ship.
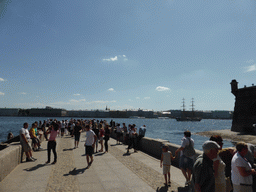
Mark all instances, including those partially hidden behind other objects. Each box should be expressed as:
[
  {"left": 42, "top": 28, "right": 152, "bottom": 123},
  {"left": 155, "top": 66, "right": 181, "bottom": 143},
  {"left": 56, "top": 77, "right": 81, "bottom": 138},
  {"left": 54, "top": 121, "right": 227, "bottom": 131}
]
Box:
[{"left": 176, "top": 98, "right": 202, "bottom": 121}]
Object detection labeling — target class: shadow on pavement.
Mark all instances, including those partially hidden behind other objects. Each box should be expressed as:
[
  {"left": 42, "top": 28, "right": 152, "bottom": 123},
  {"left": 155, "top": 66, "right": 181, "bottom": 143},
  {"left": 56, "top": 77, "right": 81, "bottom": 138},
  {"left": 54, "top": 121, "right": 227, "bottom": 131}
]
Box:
[
  {"left": 156, "top": 185, "right": 168, "bottom": 192},
  {"left": 63, "top": 167, "right": 88, "bottom": 176},
  {"left": 63, "top": 148, "right": 74, "bottom": 151},
  {"left": 24, "top": 163, "right": 48, "bottom": 172}
]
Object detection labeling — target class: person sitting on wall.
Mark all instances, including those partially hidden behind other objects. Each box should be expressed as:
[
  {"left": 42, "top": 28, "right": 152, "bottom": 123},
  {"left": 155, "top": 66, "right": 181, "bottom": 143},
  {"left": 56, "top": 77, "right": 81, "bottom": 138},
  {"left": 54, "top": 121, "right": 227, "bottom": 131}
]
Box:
[{"left": 7, "top": 132, "right": 14, "bottom": 140}]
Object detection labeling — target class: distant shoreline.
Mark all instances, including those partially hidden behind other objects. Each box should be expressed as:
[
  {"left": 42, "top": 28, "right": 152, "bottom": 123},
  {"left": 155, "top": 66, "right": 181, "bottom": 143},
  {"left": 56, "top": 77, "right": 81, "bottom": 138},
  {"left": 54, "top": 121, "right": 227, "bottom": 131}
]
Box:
[{"left": 196, "top": 129, "right": 256, "bottom": 145}]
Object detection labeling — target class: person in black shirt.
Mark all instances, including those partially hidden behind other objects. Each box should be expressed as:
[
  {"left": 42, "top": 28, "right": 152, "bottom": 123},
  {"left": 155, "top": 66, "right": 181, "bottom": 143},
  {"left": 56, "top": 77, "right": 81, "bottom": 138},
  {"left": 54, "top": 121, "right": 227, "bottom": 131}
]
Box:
[{"left": 73, "top": 121, "right": 82, "bottom": 148}]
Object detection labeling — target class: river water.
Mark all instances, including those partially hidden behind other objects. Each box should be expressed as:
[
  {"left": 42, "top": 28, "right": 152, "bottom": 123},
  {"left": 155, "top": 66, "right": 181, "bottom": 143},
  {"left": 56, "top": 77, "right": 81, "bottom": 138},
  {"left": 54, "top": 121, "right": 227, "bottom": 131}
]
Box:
[{"left": 0, "top": 117, "right": 234, "bottom": 150}]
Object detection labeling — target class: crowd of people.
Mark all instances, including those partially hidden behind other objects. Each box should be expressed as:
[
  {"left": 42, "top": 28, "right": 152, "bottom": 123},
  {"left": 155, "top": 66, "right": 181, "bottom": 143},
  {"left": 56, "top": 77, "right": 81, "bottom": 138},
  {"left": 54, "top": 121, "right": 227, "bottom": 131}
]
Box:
[
  {"left": 18, "top": 119, "right": 256, "bottom": 192},
  {"left": 162, "top": 130, "right": 256, "bottom": 192},
  {"left": 19, "top": 119, "right": 146, "bottom": 167}
]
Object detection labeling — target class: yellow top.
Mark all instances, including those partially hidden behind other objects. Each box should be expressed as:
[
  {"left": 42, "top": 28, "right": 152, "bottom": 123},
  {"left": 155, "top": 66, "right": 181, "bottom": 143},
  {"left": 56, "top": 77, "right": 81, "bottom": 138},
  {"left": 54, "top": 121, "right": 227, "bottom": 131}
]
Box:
[{"left": 29, "top": 128, "right": 36, "bottom": 138}]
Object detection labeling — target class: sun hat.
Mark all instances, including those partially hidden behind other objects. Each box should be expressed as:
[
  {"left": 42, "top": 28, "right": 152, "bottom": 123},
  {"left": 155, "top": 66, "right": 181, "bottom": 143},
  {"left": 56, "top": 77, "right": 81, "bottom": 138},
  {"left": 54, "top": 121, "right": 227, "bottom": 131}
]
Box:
[{"left": 202, "top": 140, "right": 220, "bottom": 151}]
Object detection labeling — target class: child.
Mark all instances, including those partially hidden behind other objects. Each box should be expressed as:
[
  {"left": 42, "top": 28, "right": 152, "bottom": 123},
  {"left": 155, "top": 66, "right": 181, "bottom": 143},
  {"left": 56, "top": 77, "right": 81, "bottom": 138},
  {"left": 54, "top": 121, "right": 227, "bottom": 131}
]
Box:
[{"left": 160, "top": 145, "right": 175, "bottom": 186}]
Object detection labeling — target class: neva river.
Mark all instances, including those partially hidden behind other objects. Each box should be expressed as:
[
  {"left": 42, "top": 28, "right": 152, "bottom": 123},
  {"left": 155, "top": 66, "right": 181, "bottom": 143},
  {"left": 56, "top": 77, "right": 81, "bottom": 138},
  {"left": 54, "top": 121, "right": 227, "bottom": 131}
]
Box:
[{"left": 0, "top": 117, "right": 234, "bottom": 150}]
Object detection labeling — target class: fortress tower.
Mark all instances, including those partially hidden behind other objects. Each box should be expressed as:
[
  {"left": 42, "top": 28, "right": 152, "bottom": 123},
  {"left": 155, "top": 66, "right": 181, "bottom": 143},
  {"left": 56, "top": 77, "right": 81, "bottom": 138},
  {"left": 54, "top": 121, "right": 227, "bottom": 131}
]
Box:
[{"left": 231, "top": 79, "right": 256, "bottom": 133}]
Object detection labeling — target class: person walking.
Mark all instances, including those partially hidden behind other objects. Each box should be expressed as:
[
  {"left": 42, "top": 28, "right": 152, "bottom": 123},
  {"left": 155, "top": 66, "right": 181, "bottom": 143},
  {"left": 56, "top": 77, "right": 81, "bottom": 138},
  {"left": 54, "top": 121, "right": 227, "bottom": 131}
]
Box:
[
  {"left": 175, "top": 130, "right": 195, "bottom": 186},
  {"left": 45, "top": 122, "right": 59, "bottom": 164},
  {"left": 84, "top": 125, "right": 97, "bottom": 167},
  {"left": 160, "top": 145, "right": 175, "bottom": 186}
]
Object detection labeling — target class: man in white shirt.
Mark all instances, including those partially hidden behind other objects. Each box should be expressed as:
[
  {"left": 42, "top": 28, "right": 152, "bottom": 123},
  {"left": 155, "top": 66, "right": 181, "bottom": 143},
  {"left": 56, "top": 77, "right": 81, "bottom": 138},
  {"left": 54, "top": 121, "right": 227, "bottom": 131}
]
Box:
[
  {"left": 84, "top": 125, "right": 97, "bottom": 167},
  {"left": 20, "top": 122, "right": 36, "bottom": 162}
]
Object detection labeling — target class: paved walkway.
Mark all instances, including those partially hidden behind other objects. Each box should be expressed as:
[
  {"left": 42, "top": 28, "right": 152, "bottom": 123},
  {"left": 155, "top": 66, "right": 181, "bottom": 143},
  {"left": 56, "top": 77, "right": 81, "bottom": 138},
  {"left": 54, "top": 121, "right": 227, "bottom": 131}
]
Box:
[{"left": 0, "top": 133, "right": 187, "bottom": 192}]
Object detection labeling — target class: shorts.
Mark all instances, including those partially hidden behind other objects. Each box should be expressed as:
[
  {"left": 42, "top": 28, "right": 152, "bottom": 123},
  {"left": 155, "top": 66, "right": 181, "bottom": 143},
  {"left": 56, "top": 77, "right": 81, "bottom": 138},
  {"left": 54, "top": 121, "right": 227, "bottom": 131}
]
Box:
[
  {"left": 163, "top": 165, "right": 170, "bottom": 175},
  {"left": 74, "top": 134, "right": 80, "bottom": 141},
  {"left": 20, "top": 140, "right": 32, "bottom": 152},
  {"left": 61, "top": 128, "right": 65, "bottom": 133},
  {"left": 179, "top": 155, "right": 194, "bottom": 170},
  {"left": 100, "top": 137, "right": 104, "bottom": 141},
  {"left": 85, "top": 145, "right": 93, "bottom": 156},
  {"left": 32, "top": 137, "right": 39, "bottom": 144}
]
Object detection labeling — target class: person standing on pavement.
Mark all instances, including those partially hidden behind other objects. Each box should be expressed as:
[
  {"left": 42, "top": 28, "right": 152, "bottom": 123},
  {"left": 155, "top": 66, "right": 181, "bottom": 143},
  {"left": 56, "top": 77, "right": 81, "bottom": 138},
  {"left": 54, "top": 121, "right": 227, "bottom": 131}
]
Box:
[
  {"left": 231, "top": 142, "right": 256, "bottom": 192},
  {"left": 19, "top": 122, "right": 36, "bottom": 162},
  {"left": 175, "top": 130, "right": 195, "bottom": 186},
  {"left": 160, "top": 145, "right": 175, "bottom": 186},
  {"left": 127, "top": 125, "right": 137, "bottom": 153},
  {"left": 45, "top": 122, "right": 59, "bottom": 164},
  {"left": 104, "top": 124, "right": 111, "bottom": 153},
  {"left": 84, "top": 125, "right": 97, "bottom": 167},
  {"left": 73, "top": 121, "right": 82, "bottom": 148},
  {"left": 192, "top": 140, "right": 220, "bottom": 192},
  {"left": 137, "top": 125, "right": 146, "bottom": 149},
  {"left": 116, "top": 123, "right": 122, "bottom": 145}
]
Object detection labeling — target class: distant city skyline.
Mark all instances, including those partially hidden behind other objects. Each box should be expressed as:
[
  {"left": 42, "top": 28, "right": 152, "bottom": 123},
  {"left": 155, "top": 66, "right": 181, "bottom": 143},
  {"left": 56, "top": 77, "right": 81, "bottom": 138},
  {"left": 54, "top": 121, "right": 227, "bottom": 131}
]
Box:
[{"left": 1, "top": 1, "right": 256, "bottom": 111}]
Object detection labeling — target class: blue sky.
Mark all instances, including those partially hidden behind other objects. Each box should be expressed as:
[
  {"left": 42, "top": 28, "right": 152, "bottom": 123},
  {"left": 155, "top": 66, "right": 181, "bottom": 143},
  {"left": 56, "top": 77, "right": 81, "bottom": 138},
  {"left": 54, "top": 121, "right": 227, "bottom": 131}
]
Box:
[{"left": 0, "top": 0, "right": 256, "bottom": 111}]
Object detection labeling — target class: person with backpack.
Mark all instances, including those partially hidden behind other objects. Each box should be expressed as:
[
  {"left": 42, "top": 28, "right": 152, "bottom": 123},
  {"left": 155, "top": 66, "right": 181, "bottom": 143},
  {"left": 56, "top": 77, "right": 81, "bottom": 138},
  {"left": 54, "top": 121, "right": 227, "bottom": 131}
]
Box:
[{"left": 175, "top": 130, "right": 196, "bottom": 186}]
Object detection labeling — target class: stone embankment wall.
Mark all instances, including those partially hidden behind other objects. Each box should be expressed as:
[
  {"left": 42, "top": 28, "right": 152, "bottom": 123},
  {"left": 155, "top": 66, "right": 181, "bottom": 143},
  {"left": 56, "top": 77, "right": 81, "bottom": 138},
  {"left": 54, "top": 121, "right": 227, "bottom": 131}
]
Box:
[
  {"left": 0, "top": 142, "right": 24, "bottom": 182},
  {"left": 110, "top": 132, "right": 203, "bottom": 167}
]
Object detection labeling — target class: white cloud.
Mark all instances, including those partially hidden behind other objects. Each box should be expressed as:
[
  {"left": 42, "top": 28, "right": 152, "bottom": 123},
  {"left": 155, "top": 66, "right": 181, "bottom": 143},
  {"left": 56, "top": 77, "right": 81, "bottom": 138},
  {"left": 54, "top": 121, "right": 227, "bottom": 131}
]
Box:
[
  {"left": 136, "top": 97, "right": 140, "bottom": 100},
  {"left": 103, "top": 55, "right": 128, "bottom": 62},
  {"left": 245, "top": 64, "right": 256, "bottom": 72},
  {"left": 0, "top": 92, "right": 5, "bottom": 95},
  {"left": 108, "top": 88, "right": 115, "bottom": 92},
  {"left": 19, "top": 92, "right": 27, "bottom": 95},
  {"left": 156, "top": 86, "right": 170, "bottom": 91},
  {"left": 103, "top": 56, "right": 118, "bottom": 62},
  {"left": 144, "top": 97, "right": 150, "bottom": 100},
  {"left": 0, "top": 78, "right": 6, "bottom": 82},
  {"left": 73, "top": 94, "right": 81, "bottom": 96}
]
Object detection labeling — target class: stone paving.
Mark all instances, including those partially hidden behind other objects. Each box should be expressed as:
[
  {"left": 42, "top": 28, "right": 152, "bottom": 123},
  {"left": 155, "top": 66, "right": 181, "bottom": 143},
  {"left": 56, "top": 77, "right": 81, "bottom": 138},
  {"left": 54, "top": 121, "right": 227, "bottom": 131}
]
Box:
[{"left": 0, "top": 133, "right": 187, "bottom": 192}]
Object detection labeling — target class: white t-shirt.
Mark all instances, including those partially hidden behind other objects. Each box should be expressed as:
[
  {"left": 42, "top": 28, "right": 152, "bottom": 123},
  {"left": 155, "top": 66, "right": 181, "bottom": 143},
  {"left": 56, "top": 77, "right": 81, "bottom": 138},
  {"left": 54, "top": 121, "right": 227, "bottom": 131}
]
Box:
[
  {"left": 181, "top": 137, "right": 195, "bottom": 159},
  {"left": 231, "top": 152, "right": 252, "bottom": 185},
  {"left": 20, "top": 128, "right": 30, "bottom": 141},
  {"left": 116, "top": 126, "right": 121, "bottom": 133},
  {"left": 85, "top": 130, "right": 96, "bottom": 146}
]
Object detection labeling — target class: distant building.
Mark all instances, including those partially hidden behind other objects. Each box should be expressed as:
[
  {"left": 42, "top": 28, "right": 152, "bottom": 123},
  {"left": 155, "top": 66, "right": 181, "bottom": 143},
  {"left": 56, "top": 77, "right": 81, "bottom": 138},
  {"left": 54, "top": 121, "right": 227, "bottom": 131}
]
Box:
[
  {"left": 231, "top": 79, "right": 256, "bottom": 133},
  {"left": 28, "top": 107, "right": 67, "bottom": 117},
  {"left": 0, "top": 108, "right": 19, "bottom": 116}
]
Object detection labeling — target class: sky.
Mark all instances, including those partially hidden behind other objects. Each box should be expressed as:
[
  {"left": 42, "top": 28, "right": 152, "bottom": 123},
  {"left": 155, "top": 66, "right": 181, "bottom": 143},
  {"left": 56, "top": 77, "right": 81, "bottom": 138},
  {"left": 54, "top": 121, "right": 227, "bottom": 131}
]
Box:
[{"left": 0, "top": 0, "right": 256, "bottom": 111}]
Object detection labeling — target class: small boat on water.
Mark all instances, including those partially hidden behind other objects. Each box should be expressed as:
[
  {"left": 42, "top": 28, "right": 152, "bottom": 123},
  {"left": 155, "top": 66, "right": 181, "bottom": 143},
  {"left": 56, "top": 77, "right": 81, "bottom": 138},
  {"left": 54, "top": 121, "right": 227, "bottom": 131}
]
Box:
[{"left": 176, "top": 98, "right": 202, "bottom": 122}]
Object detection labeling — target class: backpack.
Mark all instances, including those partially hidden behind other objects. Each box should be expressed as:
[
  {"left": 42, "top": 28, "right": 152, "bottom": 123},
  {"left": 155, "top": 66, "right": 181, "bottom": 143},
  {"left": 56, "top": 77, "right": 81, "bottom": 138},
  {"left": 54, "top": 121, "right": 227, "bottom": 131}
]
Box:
[{"left": 183, "top": 138, "right": 196, "bottom": 157}]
